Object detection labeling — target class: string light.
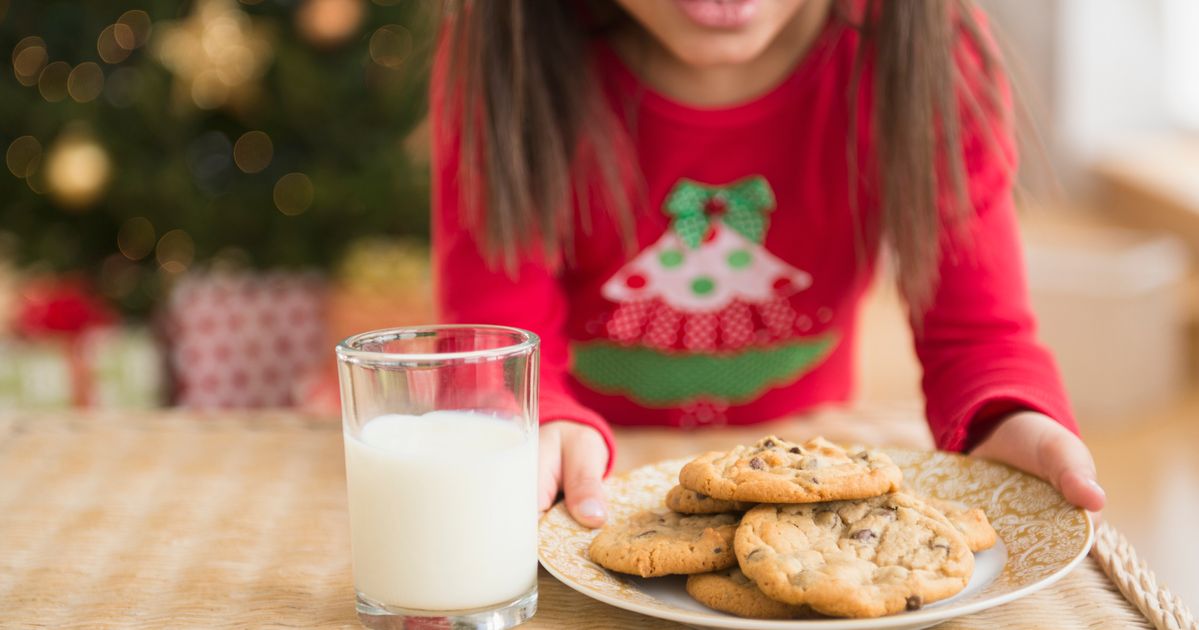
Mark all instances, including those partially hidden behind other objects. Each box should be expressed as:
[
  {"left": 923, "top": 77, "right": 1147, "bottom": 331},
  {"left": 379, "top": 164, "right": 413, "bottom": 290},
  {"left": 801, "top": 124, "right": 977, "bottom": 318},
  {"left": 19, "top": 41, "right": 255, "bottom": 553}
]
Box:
[
  {"left": 296, "top": 0, "right": 364, "bottom": 48},
  {"left": 67, "top": 62, "right": 105, "bottom": 103},
  {"left": 273, "top": 172, "right": 313, "bottom": 216},
  {"left": 232, "top": 130, "right": 272, "bottom": 173},
  {"left": 104, "top": 67, "right": 142, "bottom": 108},
  {"left": 5, "top": 136, "right": 41, "bottom": 179},
  {"left": 116, "top": 10, "right": 153, "bottom": 49},
  {"left": 97, "top": 25, "right": 132, "bottom": 64},
  {"left": 44, "top": 129, "right": 111, "bottom": 209},
  {"left": 369, "top": 25, "right": 413, "bottom": 69},
  {"left": 156, "top": 229, "right": 195, "bottom": 273},
  {"left": 37, "top": 61, "right": 70, "bottom": 102},
  {"left": 117, "top": 217, "right": 156, "bottom": 261},
  {"left": 154, "top": 0, "right": 272, "bottom": 110},
  {"left": 12, "top": 36, "right": 47, "bottom": 87},
  {"left": 99, "top": 254, "right": 142, "bottom": 299}
]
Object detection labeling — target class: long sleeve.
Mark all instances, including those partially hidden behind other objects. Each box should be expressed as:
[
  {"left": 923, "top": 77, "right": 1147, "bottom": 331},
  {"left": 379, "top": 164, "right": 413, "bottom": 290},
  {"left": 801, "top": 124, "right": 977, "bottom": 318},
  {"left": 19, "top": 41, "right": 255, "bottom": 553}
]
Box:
[
  {"left": 429, "top": 65, "right": 616, "bottom": 473},
  {"left": 914, "top": 40, "right": 1078, "bottom": 451}
]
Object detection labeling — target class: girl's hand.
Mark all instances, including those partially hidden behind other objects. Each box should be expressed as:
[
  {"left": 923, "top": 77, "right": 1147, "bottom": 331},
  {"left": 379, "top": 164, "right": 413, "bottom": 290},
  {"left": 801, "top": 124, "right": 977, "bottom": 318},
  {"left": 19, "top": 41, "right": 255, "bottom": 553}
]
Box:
[
  {"left": 538, "top": 421, "right": 609, "bottom": 528},
  {"left": 971, "top": 411, "right": 1106, "bottom": 512}
]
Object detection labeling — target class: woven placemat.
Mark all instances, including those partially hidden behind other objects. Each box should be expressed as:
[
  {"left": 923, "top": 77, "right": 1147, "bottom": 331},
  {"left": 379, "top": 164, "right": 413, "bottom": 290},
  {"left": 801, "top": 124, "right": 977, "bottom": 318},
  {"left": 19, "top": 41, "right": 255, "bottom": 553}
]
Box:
[{"left": 0, "top": 411, "right": 1188, "bottom": 629}]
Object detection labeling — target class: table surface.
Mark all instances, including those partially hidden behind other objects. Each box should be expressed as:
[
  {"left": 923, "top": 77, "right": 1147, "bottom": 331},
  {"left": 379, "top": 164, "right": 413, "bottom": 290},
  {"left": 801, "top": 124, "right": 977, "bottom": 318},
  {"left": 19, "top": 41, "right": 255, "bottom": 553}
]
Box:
[{"left": 0, "top": 408, "right": 1154, "bottom": 629}]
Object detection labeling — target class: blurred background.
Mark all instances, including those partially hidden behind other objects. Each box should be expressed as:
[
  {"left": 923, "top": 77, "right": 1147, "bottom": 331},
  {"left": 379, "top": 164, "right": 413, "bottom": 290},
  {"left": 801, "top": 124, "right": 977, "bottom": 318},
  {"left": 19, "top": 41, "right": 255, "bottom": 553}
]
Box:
[{"left": 0, "top": 0, "right": 1196, "bottom": 608}]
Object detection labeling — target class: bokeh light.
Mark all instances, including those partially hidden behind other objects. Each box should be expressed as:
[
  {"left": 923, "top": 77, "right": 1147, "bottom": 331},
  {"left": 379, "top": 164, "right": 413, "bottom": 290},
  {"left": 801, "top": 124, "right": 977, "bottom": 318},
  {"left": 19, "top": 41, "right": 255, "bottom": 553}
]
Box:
[
  {"left": 369, "top": 25, "right": 413, "bottom": 69},
  {"left": 37, "top": 61, "right": 70, "bottom": 102},
  {"left": 273, "top": 172, "right": 314, "bottom": 216},
  {"left": 190, "top": 70, "right": 230, "bottom": 110},
  {"left": 5, "top": 136, "right": 42, "bottom": 179},
  {"left": 154, "top": 0, "right": 273, "bottom": 111},
  {"left": 99, "top": 254, "right": 143, "bottom": 300},
  {"left": 233, "top": 130, "right": 273, "bottom": 173},
  {"left": 296, "top": 0, "right": 364, "bottom": 48},
  {"left": 156, "top": 229, "right": 195, "bottom": 273},
  {"left": 97, "top": 25, "right": 132, "bottom": 64},
  {"left": 67, "top": 62, "right": 105, "bottom": 103},
  {"left": 112, "top": 23, "right": 137, "bottom": 51},
  {"left": 104, "top": 67, "right": 141, "bottom": 108},
  {"left": 44, "top": 132, "right": 112, "bottom": 209},
  {"left": 116, "top": 10, "right": 153, "bottom": 49},
  {"left": 117, "top": 217, "right": 156, "bottom": 261},
  {"left": 12, "top": 36, "right": 47, "bottom": 87}
]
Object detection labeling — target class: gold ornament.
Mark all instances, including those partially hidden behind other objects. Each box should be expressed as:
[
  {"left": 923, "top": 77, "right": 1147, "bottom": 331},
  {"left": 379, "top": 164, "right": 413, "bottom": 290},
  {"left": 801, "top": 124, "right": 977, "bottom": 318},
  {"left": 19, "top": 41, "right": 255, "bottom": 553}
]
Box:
[
  {"left": 44, "top": 129, "right": 112, "bottom": 210},
  {"left": 296, "top": 0, "right": 364, "bottom": 48},
  {"left": 152, "top": 0, "right": 272, "bottom": 110}
]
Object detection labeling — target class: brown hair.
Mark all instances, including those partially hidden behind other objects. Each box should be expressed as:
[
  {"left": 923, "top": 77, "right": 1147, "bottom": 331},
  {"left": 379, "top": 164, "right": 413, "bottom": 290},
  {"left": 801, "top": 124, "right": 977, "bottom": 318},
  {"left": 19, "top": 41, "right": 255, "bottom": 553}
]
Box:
[{"left": 440, "top": 0, "right": 1006, "bottom": 314}]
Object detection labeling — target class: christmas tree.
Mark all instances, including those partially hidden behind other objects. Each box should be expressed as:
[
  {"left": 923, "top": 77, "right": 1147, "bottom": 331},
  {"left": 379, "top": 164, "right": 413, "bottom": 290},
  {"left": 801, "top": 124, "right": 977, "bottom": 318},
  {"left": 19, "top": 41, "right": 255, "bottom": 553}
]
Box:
[{"left": 0, "top": 0, "right": 432, "bottom": 317}]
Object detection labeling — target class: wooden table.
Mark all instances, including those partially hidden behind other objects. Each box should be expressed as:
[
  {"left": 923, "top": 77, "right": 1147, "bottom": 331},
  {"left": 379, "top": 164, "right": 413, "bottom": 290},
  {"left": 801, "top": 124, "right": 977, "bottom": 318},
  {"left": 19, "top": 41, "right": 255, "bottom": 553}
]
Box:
[{"left": 0, "top": 409, "right": 1161, "bottom": 628}]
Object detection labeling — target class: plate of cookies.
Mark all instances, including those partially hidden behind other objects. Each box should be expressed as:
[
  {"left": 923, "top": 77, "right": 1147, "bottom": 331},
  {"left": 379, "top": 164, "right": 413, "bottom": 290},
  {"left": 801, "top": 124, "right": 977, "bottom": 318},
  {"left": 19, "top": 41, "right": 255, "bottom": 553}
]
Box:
[{"left": 538, "top": 436, "right": 1094, "bottom": 629}]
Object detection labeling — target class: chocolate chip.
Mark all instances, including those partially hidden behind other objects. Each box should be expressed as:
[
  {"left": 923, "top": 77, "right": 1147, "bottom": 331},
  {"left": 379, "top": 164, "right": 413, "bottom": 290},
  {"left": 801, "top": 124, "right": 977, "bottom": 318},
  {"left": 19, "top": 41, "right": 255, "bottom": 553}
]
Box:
[
  {"left": 809, "top": 477, "right": 820, "bottom": 484},
  {"left": 747, "top": 549, "right": 764, "bottom": 561},
  {"left": 905, "top": 595, "right": 923, "bottom": 610},
  {"left": 789, "top": 446, "right": 802, "bottom": 454},
  {"left": 712, "top": 547, "right": 723, "bottom": 554},
  {"left": 634, "top": 530, "right": 656, "bottom": 538},
  {"left": 849, "top": 529, "right": 877, "bottom": 542},
  {"left": 763, "top": 438, "right": 776, "bottom": 448},
  {"left": 749, "top": 457, "right": 766, "bottom": 470},
  {"left": 854, "top": 451, "right": 869, "bottom": 461}
]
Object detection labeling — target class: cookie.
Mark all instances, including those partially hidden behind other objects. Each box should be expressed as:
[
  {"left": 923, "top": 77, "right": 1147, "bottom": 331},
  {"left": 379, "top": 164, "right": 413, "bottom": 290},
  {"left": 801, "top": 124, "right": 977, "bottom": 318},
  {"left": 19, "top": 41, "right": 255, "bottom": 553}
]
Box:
[
  {"left": 588, "top": 509, "right": 739, "bottom": 577},
  {"left": 735, "top": 493, "right": 974, "bottom": 618},
  {"left": 922, "top": 496, "right": 998, "bottom": 553},
  {"left": 686, "top": 567, "right": 816, "bottom": 619},
  {"left": 665, "top": 485, "right": 754, "bottom": 515},
  {"left": 679, "top": 436, "right": 903, "bottom": 503}
]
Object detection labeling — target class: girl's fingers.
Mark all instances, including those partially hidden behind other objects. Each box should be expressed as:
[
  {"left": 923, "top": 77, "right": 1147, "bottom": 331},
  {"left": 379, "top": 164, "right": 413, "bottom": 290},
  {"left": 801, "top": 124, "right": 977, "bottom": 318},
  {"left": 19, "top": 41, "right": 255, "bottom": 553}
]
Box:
[
  {"left": 537, "top": 425, "right": 562, "bottom": 513},
  {"left": 1036, "top": 427, "right": 1106, "bottom": 512},
  {"left": 972, "top": 411, "right": 1106, "bottom": 512},
  {"left": 561, "top": 424, "right": 609, "bottom": 529}
]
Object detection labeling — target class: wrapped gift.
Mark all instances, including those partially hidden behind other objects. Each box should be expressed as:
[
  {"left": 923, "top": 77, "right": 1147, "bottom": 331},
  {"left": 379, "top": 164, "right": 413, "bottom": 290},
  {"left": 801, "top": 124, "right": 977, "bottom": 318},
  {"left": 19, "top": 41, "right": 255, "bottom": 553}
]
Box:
[
  {"left": 164, "top": 271, "right": 328, "bottom": 408},
  {"left": 0, "top": 340, "right": 73, "bottom": 409},
  {"left": 79, "top": 326, "right": 165, "bottom": 409}
]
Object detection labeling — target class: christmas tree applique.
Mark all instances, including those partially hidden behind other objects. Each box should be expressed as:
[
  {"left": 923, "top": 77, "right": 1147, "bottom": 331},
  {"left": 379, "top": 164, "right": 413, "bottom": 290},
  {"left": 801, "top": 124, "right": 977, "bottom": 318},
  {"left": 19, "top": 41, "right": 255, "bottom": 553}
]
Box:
[{"left": 572, "top": 176, "right": 838, "bottom": 408}]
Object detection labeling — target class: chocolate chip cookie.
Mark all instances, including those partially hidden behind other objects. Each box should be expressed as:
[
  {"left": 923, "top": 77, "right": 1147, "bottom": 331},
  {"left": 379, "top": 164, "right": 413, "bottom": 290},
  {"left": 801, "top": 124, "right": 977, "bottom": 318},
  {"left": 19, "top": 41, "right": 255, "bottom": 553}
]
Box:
[
  {"left": 679, "top": 436, "right": 903, "bottom": 504},
  {"left": 923, "top": 496, "right": 998, "bottom": 553},
  {"left": 665, "top": 485, "right": 754, "bottom": 515},
  {"left": 588, "top": 509, "right": 739, "bottom": 577},
  {"left": 735, "top": 493, "right": 973, "bottom": 618},
  {"left": 686, "top": 567, "right": 816, "bottom": 619}
]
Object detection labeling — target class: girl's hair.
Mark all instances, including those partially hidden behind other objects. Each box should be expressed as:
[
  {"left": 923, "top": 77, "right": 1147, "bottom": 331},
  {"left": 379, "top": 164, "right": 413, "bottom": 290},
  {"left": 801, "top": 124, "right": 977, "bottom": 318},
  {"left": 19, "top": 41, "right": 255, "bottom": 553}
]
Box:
[{"left": 440, "top": 0, "right": 1005, "bottom": 314}]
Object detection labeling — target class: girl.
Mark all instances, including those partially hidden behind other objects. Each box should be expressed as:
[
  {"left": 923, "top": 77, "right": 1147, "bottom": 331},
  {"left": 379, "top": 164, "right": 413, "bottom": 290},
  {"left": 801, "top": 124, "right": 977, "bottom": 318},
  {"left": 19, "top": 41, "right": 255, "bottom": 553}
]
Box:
[{"left": 432, "top": 0, "right": 1106, "bottom": 528}]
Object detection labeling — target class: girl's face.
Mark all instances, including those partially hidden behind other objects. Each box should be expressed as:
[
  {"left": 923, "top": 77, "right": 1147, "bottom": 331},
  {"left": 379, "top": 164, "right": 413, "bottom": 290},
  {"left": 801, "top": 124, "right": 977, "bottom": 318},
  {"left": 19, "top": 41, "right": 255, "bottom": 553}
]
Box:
[{"left": 612, "top": 0, "right": 810, "bottom": 67}]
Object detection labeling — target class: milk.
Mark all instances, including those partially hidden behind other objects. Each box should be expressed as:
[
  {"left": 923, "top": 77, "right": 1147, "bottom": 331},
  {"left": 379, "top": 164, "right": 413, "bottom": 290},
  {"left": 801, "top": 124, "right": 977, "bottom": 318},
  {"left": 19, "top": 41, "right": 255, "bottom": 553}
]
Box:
[{"left": 344, "top": 412, "right": 538, "bottom": 611}]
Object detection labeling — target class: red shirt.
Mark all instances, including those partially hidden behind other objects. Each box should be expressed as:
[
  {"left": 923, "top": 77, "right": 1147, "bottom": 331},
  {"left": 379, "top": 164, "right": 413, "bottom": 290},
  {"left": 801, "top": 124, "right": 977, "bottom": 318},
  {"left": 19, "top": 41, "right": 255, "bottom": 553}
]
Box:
[{"left": 432, "top": 12, "right": 1077, "bottom": 471}]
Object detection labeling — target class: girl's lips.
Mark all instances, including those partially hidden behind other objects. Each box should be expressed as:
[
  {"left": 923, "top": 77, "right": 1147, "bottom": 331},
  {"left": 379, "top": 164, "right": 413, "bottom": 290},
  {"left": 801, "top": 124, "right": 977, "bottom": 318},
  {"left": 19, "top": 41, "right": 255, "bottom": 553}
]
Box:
[{"left": 674, "top": 0, "right": 760, "bottom": 29}]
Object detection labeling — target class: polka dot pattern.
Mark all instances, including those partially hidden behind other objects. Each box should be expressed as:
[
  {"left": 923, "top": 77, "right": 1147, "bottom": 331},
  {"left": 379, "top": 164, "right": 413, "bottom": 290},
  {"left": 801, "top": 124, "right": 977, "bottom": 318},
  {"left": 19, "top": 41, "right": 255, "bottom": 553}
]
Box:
[
  {"left": 682, "top": 312, "right": 718, "bottom": 351},
  {"left": 606, "top": 300, "right": 653, "bottom": 343},
  {"left": 758, "top": 297, "right": 797, "bottom": 339},
  {"left": 719, "top": 300, "right": 754, "bottom": 349},
  {"left": 643, "top": 301, "right": 684, "bottom": 349}
]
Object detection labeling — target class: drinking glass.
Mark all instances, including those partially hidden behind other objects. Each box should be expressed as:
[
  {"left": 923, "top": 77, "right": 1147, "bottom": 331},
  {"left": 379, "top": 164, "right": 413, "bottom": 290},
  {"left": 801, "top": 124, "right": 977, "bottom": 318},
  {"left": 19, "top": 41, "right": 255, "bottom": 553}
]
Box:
[{"left": 336, "top": 325, "right": 539, "bottom": 629}]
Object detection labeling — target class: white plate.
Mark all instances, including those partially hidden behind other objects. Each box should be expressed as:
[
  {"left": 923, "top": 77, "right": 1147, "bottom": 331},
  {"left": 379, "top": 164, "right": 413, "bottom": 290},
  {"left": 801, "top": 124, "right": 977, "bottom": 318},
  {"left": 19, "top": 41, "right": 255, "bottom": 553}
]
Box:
[{"left": 539, "top": 450, "right": 1093, "bottom": 629}]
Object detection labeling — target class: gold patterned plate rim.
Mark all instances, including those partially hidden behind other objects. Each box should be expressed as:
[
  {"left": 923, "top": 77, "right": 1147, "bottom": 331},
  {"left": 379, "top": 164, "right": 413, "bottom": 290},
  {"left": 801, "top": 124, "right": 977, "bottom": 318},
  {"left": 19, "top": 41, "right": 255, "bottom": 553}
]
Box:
[{"left": 539, "top": 449, "right": 1094, "bottom": 629}]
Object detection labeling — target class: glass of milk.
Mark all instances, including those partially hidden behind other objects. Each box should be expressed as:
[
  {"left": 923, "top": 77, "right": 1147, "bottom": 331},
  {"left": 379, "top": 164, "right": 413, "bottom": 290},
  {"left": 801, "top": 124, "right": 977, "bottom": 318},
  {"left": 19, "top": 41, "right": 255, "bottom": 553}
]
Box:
[{"left": 335, "top": 325, "right": 539, "bottom": 629}]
